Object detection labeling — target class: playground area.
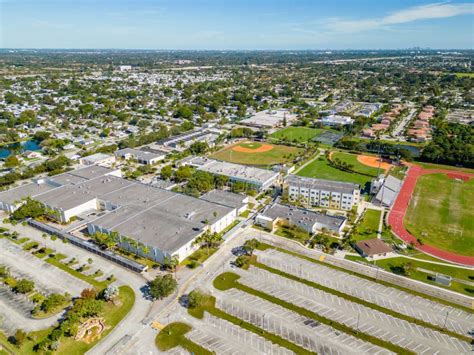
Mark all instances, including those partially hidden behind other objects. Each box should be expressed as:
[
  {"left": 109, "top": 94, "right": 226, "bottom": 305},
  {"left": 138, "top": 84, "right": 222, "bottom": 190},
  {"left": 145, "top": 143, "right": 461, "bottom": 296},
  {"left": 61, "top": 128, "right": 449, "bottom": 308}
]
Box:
[{"left": 388, "top": 165, "right": 474, "bottom": 266}]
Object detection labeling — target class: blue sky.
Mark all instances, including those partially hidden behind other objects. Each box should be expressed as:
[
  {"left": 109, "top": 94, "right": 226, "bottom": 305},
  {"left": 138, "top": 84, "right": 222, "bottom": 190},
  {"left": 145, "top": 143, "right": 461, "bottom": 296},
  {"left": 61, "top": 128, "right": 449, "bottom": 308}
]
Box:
[{"left": 1, "top": 0, "right": 473, "bottom": 49}]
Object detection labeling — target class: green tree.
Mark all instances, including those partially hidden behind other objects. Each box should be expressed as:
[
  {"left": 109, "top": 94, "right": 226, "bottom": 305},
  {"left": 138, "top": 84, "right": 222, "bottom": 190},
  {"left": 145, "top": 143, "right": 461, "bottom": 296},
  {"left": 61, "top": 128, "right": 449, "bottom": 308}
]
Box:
[
  {"left": 13, "top": 329, "right": 27, "bottom": 347},
  {"left": 162, "top": 255, "right": 179, "bottom": 271},
  {"left": 187, "top": 289, "right": 204, "bottom": 309},
  {"left": 13, "top": 279, "right": 35, "bottom": 294},
  {"left": 174, "top": 165, "right": 194, "bottom": 182},
  {"left": 193, "top": 231, "right": 222, "bottom": 255},
  {"left": 4, "top": 155, "right": 20, "bottom": 168},
  {"left": 41, "top": 293, "right": 68, "bottom": 313},
  {"left": 243, "top": 238, "right": 260, "bottom": 255},
  {"left": 160, "top": 165, "right": 173, "bottom": 180},
  {"left": 148, "top": 274, "right": 177, "bottom": 300}
]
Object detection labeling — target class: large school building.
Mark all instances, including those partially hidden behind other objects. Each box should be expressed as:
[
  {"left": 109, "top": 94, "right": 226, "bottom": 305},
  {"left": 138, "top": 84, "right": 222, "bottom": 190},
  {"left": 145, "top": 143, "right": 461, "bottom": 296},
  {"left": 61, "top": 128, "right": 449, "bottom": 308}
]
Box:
[{"left": 0, "top": 166, "right": 240, "bottom": 263}]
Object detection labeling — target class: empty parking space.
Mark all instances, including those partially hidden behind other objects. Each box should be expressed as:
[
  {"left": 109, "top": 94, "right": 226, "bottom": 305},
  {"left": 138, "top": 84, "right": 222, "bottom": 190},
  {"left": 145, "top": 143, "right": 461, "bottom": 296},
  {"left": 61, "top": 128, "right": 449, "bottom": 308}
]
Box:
[
  {"left": 235, "top": 265, "right": 471, "bottom": 354},
  {"left": 0, "top": 238, "right": 90, "bottom": 296},
  {"left": 256, "top": 249, "right": 473, "bottom": 336},
  {"left": 190, "top": 312, "right": 293, "bottom": 355},
  {"left": 216, "top": 288, "right": 392, "bottom": 355}
]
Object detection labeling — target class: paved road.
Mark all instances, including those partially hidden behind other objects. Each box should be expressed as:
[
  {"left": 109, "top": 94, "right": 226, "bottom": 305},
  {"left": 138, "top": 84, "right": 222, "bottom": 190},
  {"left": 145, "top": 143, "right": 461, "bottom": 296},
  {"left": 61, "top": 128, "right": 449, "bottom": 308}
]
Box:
[{"left": 391, "top": 108, "right": 416, "bottom": 137}]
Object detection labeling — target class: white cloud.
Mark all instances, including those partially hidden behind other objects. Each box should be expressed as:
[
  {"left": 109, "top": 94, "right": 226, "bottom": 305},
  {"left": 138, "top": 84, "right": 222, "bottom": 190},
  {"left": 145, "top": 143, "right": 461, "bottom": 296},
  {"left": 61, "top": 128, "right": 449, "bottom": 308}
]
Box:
[{"left": 325, "top": 2, "right": 474, "bottom": 33}]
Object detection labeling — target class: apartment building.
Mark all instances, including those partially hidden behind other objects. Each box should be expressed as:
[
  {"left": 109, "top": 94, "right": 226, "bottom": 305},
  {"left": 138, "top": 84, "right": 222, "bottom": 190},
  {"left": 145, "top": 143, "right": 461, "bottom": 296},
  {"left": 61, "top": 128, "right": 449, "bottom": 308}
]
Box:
[{"left": 285, "top": 175, "right": 360, "bottom": 210}]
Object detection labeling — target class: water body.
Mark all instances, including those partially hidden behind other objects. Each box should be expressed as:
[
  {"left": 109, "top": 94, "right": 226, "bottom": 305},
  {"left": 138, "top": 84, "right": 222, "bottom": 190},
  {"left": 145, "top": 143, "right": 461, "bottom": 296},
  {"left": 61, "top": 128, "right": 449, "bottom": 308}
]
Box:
[{"left": 0, "top": 140, "right": 41, "bottom": 159}]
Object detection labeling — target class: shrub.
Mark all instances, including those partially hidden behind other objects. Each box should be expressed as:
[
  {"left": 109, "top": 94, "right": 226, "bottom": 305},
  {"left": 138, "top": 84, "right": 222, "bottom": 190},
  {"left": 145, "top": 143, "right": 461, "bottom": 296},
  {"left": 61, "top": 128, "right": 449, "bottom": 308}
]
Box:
[{"left": 13, "top": 279, "right": 35, "bottom": 294}]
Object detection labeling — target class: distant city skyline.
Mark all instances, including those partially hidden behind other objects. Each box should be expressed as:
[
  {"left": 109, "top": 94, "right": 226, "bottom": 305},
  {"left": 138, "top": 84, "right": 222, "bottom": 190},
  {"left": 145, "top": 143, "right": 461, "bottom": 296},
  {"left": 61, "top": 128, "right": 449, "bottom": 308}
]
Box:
[{"left": 1, "top": 0, "right": 473, "bottom": 49}]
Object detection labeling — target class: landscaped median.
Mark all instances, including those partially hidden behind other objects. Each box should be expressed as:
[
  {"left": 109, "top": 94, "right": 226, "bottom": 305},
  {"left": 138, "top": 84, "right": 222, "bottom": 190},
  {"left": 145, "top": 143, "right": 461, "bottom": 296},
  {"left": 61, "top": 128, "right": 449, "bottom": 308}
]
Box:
[
  {"left": 213, "top": 272, "right": 414, "bottom": 355},
  {"left": 248, "top": 257, "right": 471, "bottom": 343},
  {"left": 155, "top": 322, "right": 212, "bottom": 354},
  {"left": 187, "top": 288, "right": 315, "bottom": 354}
]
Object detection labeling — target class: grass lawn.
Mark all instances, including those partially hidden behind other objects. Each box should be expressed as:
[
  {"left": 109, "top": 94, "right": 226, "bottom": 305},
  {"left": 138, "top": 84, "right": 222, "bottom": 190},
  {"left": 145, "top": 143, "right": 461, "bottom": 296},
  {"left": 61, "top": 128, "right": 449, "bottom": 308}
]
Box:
[
  {"left": 404, "top": 173, "right": 474, "bottom": 256},
  {"left": 345, "top": 254, "right": 367, "bottom": 263},
  {"left": 270, "top": 126, "right": 326, "bottom": 143},
  {"left": 352, "top": 209, "right": 381, "bottom": 242},
  {"left": 32, "top": 299, "right": 71, "bottom": 319},
  {"left": 332, "top": 151, "right": 380, "bottom": 177},
  {"left": 297, "top": 155, "right": 373, "bottom": 190},
  {"left": 156, "top": 322, "right": 211, "bottom": 354},
  {"left": 52, "top": 286, "right": 135, "bottom": 355},
  {"left": 389, "top": 166, "right": 407, "bottom": 180},
  {"left": 0, "top": 331, "right": 18, "bottom": 355},
  {"left": 210, "top": 141, "right": 303, "bottom": 166},
  {"left": 1, "top": 287, "right": 134, "bottom": 355},
  {"left": 45, "top": 256, "right": 111, "bottom": 290},
  {"left": 453, "top": 72, "right": 474, "bottom": 78},
  {"left": 239, "top": 210, "right": 250, "bottom": 218},
  {"left": 180, "top": 247, "right": 217, "bottom": 268},
  {"left": 213, "top": 272, "right": 414, "bottom": 353},
  {"left": 409, "top": 253, "right": 458, "bottom": 263},
  {"left": 375, "top": 257, "right": 474, "bottom": 297},
  {"left": 275, "top": 225, "right": 311, "bottom": 244},
  {"left": 415, "top": 161, "right": 474, "bottom": 174}
]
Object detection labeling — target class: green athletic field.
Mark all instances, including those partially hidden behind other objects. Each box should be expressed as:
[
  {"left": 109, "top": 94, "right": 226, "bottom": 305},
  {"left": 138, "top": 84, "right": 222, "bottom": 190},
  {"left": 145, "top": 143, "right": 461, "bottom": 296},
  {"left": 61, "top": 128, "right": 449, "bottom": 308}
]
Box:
[
  {"left": 210, "top": 141, "right": 303, "bottom": 166},
  {"left": 332, "top": 151, "right": 381, "bottom": 176},
  {"left": 297, "top": 152, "right": 379, "bottom": 190},
  {"left": 404, "top": 173, "right": 474, "bottom": 256},
  {"left": 270, "top": 127, "right": 326, "bottom": 143}
]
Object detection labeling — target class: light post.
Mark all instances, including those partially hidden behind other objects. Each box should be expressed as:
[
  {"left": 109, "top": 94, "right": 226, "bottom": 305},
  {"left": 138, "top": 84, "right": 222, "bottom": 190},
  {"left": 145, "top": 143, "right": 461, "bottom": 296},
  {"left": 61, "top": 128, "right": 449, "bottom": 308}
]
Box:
[
  {"left": 356, "top": 312, "right": 360, "bottom": 331},
  {"left": 262, "top": 313, "right": 265, "bottom": 330},
  {"left": 299, "top": 263, "right": 302, "bottom": 278},
  {"left": 443, "top": 310, "right": 450, "bottom": 329}
]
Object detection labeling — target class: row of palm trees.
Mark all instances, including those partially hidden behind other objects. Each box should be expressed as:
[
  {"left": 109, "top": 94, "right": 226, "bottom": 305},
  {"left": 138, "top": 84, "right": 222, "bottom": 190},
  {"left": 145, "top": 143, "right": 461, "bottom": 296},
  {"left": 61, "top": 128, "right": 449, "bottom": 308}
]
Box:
[{"left": 90, "top": 230, "right": 181, "bottom": 270}]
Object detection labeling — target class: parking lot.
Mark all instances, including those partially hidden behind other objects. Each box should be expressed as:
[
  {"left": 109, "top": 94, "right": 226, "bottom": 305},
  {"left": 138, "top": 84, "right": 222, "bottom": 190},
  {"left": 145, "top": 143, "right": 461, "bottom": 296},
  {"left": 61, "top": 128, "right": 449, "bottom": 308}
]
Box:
[
  {"left": 185, "top": 312, "right": 292, "bottom": 355},
  {"left": 256, "top": 249, "right": 473, "bottom": 336},
  {"left": 216, "top": 288, "right": 391, "bottom": 355},
  {"left": 0, "top": 238, "right": 90, "bottom": 296},
  {"left": 235, "top": 265, "right": 471, "bottom": 354},
  {"left": 0, "top": 237, "right": 94, "bottom": 334}
]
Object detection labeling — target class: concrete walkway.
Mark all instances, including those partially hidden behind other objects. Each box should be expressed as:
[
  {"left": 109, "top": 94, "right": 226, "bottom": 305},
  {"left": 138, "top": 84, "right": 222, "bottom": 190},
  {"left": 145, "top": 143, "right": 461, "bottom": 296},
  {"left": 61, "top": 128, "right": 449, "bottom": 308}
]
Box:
[{"left": 294, "top": 148, "right": 324, "bottom": 174}]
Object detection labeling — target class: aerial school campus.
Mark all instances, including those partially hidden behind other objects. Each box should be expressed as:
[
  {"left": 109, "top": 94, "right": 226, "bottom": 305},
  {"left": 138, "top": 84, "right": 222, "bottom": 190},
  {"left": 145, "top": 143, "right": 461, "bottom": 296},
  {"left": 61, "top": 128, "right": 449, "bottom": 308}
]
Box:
[{"left": 1, "top": 6, "right": 474, "bottom": 352}]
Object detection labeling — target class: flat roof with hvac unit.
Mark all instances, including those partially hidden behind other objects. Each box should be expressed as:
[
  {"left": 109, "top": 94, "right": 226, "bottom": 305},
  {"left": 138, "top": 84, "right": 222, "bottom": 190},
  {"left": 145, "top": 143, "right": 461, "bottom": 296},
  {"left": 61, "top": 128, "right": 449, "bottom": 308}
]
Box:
[{"left": 187, "top": 157, "right": 279, "bottom": 190}]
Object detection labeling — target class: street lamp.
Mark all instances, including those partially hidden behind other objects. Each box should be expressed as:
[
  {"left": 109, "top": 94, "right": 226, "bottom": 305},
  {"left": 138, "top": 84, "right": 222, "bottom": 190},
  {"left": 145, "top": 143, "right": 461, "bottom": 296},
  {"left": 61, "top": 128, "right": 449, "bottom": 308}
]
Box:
[{"left": 443, "top": 310, "right": 450, "bottom": 329}]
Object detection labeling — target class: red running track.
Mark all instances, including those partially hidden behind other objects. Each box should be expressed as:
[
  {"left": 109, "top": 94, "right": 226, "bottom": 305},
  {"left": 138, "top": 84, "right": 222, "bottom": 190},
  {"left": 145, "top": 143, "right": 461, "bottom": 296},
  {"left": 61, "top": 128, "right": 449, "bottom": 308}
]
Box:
[{"left": 388, "top": 165, "right": 474, "bottom": 266}]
